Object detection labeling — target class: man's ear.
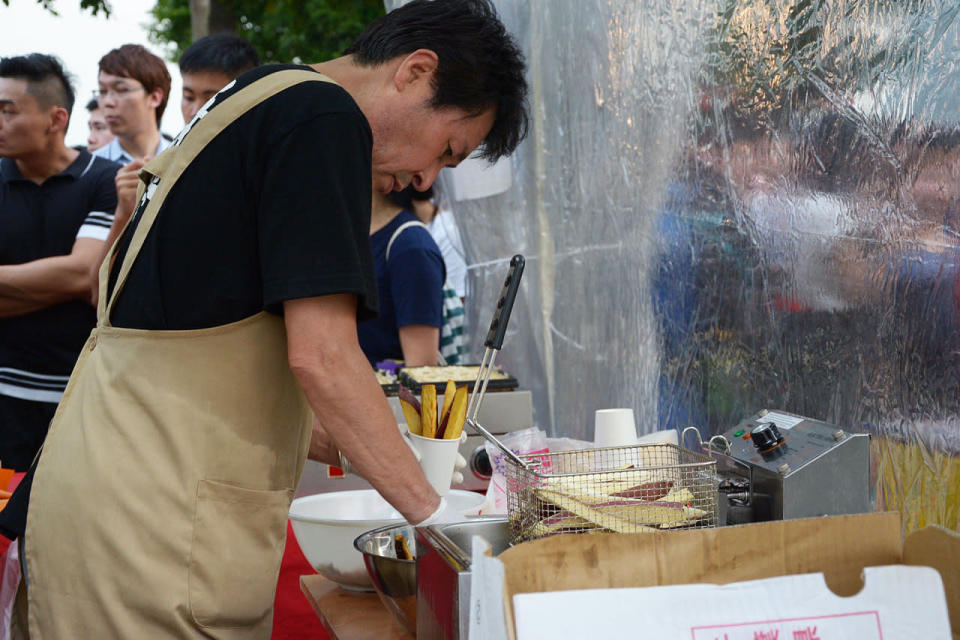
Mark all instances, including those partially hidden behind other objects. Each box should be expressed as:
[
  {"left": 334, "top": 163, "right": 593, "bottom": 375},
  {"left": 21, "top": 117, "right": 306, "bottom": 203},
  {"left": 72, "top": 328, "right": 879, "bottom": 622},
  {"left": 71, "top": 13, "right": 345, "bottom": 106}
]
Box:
[
  {"left": 146, "top": 87, "right": 165, "bottom": 109},
  {"left": 393, "top": 48, "right": 439, "bottom": 93},
  {"left": 48, "top": 106, "right": 70, "bottom": 135}
]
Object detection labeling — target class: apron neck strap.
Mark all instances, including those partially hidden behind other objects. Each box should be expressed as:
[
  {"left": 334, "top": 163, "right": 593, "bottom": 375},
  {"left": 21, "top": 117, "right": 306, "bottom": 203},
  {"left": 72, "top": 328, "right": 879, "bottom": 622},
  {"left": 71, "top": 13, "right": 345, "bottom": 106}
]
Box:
[{"left": 99, "top": 69, "right": 339, "bottom": 325}]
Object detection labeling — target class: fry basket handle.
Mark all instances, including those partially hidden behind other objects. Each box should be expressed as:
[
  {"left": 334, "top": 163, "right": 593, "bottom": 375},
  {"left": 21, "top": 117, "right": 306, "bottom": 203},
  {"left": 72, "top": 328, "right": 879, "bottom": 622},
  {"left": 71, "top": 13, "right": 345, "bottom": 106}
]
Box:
[{"left": 484, "top": 255, "right": 525, "bottom": 350}]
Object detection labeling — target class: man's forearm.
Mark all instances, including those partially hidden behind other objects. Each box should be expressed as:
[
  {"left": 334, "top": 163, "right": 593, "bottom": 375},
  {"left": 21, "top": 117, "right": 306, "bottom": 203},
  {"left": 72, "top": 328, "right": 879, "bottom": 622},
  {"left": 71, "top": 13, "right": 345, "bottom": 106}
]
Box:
[
  {"left": 0, "top": 294, "right": 47, "bottom": 318},
  {"left": 293, "top": 345, "right": 439, "bottom": 522},
  {"left": 285, "top": 296, "right": 440, "bottom": 524},
  {"left": 0, "top": 254, "right": 92, "bottom": 305}
]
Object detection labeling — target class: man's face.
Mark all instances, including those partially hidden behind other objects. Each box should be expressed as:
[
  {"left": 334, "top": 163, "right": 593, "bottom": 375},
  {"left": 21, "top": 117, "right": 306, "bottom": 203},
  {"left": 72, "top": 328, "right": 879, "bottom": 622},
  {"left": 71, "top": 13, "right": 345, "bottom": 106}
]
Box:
[
  {"left": 180, "top": 70, "right": 233, "bottom": 124},
  {"left": 370, "top": 94, "right": 495, "bottom": 196},
  {"left": 97, "top": 71, "right": 162, "bottom": 139},
  {"left": 0, "top": 77, "right": 53, "bottom": 159},
  {"left": 87, "top": 106, "right": 113, "bottom": 151}
]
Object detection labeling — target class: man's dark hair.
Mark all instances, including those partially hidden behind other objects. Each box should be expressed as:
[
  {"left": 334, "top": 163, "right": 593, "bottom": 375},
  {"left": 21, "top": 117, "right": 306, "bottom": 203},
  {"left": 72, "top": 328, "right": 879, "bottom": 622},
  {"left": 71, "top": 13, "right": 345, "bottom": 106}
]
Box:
[
  {"left": 179, "top": 34, "right": 260, "bottom": 78},
  {"left": 85, "top": 97, "right": 100, "bottom": 112},
  {"left": 0, "top": 53, "right": 76, "bottom": 118},
  {"left": 98, "top": 44, "right": 171, "bottom": 125},
  {"left": 346, "top": 0, "right": 528, "bottom": 161}
]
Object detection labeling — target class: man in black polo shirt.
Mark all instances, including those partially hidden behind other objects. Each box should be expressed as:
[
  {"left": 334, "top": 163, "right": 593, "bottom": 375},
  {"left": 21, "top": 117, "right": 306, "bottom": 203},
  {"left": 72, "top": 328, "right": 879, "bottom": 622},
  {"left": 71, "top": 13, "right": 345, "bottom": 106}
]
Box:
[{"left": 0, "top": 53, "right": 120, "bottom": 471}]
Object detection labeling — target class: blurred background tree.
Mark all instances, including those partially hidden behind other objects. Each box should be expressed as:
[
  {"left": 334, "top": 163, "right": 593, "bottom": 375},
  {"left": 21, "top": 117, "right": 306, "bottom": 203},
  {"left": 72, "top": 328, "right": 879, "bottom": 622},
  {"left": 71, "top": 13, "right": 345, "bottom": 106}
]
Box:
[
  {"left": 708, "top": 0, "right": 932, "bottom": 132},
  {"left": 1, "top": 0, "right": 112, "bottom": 15},
  {"left": 148, "top": 0, "right": 385, "bottom": 63}
]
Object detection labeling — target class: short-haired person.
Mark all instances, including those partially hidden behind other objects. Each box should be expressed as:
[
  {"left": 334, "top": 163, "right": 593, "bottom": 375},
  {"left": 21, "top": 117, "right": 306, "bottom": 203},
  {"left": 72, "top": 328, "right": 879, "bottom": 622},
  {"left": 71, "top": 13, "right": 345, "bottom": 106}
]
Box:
[
  {"left": 0, "top": 54, "right": 119, "bottom": 473},
  {"left": 5, "top": 1, "right": 528, "bottom": 637},
  {"left": 179, "top": 33, "right": 260, "bottom": 123},
  {"left": 84, "top": 96, "right": 113, "bottom": 151},
  {"left": 93, "top": 43, "right": 172, "bottom": 163},
  {"left": 360, "top": 188, "right": 446, "bottom": 366}
]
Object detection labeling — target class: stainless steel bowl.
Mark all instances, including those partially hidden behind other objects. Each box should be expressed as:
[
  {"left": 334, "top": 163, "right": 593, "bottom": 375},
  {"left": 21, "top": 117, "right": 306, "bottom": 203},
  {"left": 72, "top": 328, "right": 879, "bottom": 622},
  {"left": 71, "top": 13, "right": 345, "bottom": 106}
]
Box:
[{"left": 354, "top": 523, "right": 418, "bottom": 634}]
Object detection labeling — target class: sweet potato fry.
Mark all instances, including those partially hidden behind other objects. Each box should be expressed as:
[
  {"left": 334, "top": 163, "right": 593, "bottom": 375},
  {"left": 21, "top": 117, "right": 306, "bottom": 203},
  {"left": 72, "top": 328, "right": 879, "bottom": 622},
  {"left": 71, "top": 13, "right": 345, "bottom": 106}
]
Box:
[
  {"left": 439, "top": 380, "right": 456, "bottom": 426},
  {"left": 420, "top": 384, "right": 438, "bottom": 439},
  {"left": 609, "top": 480, "right": 673, "bottom": 501},
  {"left": 443, "top": 385, "right": 468, "bottom": 439},
  {"left": 398, "top": 385, "right": 422, "bottom": 436},
  {"left": 394, "top": 534, "right": 414, "bottom": 561},
  {"left": 436, "top": 380, "right": 456, "bottom": 438}
]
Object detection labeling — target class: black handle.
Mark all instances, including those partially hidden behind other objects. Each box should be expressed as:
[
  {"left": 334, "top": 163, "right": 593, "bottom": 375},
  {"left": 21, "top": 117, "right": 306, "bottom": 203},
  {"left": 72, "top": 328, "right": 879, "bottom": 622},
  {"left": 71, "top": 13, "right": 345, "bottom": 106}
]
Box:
[{"left": 484, "top": 254, "right": 525, "bottom": 349}]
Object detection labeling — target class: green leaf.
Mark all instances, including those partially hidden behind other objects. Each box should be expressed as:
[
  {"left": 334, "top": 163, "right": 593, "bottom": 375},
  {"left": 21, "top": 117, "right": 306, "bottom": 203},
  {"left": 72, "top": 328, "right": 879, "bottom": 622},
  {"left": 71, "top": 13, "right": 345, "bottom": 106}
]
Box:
[{"left": 147, "top": 0, "right": 384, "bottom": 64}]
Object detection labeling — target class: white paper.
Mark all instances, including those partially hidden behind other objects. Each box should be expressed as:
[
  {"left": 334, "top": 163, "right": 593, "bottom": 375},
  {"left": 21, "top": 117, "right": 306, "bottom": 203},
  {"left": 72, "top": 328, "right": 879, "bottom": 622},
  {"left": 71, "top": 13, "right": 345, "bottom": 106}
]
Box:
[
  {"left": 762, "top": 412, "right": 805, "bottom": 430},
  {"left": 468, "top": 535, "right": 508, "bottom": 640},
  {"left": 513, "top": 565, "right": 952, "bottom": 640}
]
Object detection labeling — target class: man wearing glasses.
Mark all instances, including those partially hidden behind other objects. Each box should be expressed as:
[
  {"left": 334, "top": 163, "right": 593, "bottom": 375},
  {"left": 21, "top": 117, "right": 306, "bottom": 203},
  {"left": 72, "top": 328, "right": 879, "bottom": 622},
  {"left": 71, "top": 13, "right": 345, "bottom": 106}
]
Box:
[{"left": 92, "top": 44, "right": 172, "bottom": 164}]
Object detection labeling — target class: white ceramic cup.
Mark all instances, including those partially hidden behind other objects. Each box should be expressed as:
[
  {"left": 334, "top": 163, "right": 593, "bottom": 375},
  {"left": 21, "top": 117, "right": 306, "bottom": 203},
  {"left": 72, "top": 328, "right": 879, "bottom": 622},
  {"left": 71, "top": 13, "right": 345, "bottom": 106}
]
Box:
[
  {"left": 594, "top": 408, "right": 638, "bottom": 448},
  {"left": 407, "top": 432, "right": 461, "bottom": 496}
]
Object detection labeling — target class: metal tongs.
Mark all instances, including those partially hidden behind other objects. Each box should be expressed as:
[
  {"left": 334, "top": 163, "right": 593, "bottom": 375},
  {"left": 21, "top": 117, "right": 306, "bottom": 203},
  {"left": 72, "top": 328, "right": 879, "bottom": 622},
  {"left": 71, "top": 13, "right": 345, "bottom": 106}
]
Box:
[{"left": 465, "top": 255, "right": 530, "bottom": 468}]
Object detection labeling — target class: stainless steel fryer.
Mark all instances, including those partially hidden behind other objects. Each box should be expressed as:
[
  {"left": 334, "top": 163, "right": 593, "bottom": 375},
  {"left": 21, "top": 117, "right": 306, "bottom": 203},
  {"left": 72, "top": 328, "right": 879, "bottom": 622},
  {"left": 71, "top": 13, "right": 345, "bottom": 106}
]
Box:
[{"left": 702, "top": 408, "right": 872, "bottom": 523}]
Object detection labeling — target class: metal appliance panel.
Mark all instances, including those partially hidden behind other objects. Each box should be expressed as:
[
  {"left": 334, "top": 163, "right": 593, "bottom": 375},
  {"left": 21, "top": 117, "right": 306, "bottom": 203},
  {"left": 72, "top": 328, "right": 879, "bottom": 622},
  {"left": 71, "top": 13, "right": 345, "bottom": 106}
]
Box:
[
  {"left": 416, "top": 518, "right": 512, "bottom": 640},
  {"left": 713, "top": 409, "right": 871, "bottom": 522}
]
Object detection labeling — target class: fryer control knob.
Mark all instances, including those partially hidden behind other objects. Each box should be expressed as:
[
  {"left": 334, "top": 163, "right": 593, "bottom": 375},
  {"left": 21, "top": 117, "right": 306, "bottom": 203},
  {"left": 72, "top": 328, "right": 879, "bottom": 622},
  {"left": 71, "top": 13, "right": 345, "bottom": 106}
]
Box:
[
  {"left": 750, "top": 422, "right": 784, "bottom": 453},
  {"left": 833, "top": 430, "right": 845, "bottom": 441},
  {"left": 470, "top": 446, "right": 493, "bottom": 479}
]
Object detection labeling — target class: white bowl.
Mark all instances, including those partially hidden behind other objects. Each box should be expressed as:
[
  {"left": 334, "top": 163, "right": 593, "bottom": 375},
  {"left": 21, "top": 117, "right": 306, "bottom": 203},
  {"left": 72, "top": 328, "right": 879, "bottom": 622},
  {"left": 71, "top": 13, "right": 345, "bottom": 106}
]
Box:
[{"left": 289, "top": 489, "right": 485, "bottom": 590}]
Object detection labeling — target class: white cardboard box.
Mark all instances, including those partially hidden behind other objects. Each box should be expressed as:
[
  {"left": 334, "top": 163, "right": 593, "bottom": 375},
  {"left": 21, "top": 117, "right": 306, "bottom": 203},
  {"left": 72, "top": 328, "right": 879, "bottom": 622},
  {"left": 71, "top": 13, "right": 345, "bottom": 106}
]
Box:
[
  {"left": 492, "top": 512, "right": 960, "bottom": 640},
  {"left": 514, "top": 565, "right": 951, "bottom": 639}
]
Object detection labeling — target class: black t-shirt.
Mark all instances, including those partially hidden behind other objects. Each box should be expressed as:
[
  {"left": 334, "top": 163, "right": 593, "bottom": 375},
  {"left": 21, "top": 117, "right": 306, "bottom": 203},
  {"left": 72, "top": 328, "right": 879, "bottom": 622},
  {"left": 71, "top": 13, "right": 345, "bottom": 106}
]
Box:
[
  {"left": 0, "top": 152, "right": 119, "bottom": 389},
  {"left": 108, "top": 64, "right": 378, "bottom": 329}
]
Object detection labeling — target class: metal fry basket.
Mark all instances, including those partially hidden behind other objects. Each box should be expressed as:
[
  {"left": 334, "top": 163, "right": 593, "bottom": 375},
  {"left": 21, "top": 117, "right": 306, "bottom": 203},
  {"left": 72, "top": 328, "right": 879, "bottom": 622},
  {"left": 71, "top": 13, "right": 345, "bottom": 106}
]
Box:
[
  {"left": 463, "top": 255, "right": 717, "bottom": 543},
  {"left": 503, "top": 442, "right": 719, "bottom": 543}
]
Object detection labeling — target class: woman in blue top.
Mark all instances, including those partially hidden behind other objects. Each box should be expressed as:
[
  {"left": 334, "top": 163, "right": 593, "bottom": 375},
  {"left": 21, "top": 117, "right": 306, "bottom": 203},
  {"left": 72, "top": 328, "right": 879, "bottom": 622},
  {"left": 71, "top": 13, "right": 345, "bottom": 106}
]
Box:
[{"left": 358, "top": 188, "right": 446, "bottom": 366}]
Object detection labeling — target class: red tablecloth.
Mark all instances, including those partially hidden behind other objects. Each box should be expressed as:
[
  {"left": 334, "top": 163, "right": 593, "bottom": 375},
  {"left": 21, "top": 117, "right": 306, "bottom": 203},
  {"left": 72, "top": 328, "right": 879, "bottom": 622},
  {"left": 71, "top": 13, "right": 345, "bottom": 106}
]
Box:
[
  {"left": 0, "top": 472, "right": 26, "bottom": 562},
  {"left": 272, "top": 522, "right": 330, "bottom": 640}
]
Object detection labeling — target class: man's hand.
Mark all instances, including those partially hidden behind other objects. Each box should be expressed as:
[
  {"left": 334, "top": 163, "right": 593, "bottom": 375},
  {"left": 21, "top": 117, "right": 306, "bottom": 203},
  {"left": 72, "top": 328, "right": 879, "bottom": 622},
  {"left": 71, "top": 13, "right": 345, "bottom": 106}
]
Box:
[
  {"left": 115, "top": 158, "right": 149, "bottom": 226},
  {"left": 307, "top": 415, "right": 338, "bottom": 464},
  {"left": 89, "top": 158, "right": 150, "bottom": 305}
]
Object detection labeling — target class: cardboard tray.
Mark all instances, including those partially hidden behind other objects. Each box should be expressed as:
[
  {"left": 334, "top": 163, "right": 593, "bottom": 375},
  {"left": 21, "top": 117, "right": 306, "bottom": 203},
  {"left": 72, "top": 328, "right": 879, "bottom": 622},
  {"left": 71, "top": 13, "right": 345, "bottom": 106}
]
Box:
[
  {"left": 380, "top": 381, "right": 400, "bottom": 396},
  {"left": 498, "top": 512, "right": 960, "bottom": 639},
  {"left": 397, "top": 366, "right": 518, "bottom": 394}
]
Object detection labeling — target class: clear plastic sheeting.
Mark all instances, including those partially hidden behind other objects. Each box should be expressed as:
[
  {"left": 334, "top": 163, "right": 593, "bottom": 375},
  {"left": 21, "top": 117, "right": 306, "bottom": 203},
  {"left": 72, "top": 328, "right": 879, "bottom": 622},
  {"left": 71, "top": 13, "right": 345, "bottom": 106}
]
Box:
[
  {"left": 441, "top": 0, "right": 711, "bottom": 439},
  {"left": 406, "top": 0, "right": 960, "bottom": 532}
]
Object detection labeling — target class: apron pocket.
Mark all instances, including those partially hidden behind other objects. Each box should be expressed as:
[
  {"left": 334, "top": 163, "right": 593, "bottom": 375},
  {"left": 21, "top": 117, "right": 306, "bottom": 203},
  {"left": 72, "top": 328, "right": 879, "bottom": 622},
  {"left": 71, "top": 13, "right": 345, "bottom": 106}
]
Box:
[{"left": 189, "top": 479, "right": 292, "bottom": 628}]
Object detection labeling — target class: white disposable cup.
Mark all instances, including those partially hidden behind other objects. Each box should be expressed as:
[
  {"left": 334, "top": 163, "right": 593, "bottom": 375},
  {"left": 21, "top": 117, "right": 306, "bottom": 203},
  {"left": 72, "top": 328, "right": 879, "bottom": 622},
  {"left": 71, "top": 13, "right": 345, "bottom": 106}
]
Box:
[
  {"left": 407, "top": 432, "right": 461, "bottom": 496},
  {"left": 594, "top": 408, "right": 638, "bottom": 448}
]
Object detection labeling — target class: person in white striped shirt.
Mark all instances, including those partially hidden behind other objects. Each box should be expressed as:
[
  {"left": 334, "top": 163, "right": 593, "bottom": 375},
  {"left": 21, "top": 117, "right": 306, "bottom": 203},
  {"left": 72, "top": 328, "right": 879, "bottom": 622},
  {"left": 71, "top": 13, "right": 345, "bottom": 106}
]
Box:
[{"left": 0, "top": 53, "right": 120, "bottom": 470}]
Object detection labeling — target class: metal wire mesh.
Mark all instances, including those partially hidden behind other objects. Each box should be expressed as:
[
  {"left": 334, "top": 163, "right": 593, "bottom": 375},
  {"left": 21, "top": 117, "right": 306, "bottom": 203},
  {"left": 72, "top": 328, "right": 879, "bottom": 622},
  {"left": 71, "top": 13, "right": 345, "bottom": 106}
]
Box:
[{"left": 505, "top": 443, "right": 719, "bottom": 543}]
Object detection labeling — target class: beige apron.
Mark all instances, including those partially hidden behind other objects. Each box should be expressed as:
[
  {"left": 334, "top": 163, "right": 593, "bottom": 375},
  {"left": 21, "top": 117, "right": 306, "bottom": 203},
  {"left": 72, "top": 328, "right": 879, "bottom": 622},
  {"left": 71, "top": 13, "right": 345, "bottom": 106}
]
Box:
[{"left": 25, "top": 70, "right": 335, "bottom": 639}]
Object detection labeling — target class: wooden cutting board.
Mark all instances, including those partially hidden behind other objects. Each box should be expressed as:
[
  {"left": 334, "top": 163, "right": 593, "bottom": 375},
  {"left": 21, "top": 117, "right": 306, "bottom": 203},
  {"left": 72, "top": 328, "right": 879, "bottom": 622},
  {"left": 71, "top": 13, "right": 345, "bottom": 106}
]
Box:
[{"left": 299, "top": 574, "right": 414, "bottom": 640}]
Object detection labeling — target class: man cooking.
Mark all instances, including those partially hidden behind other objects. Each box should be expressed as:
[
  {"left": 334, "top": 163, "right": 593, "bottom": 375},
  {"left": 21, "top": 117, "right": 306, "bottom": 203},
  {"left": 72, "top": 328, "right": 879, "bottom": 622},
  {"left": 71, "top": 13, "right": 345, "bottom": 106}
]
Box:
[{"left": 4, "top": 0, "right": 529, "bottom": 636}]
